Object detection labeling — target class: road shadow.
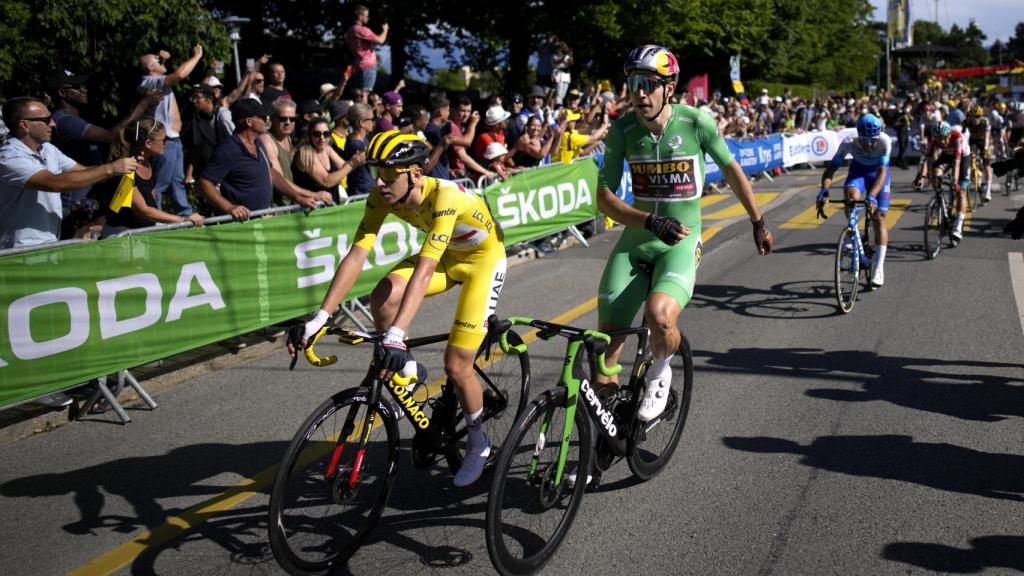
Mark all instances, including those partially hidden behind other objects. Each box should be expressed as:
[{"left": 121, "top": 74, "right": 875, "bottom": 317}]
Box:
[
  {"left": 722, "top": 434, "right": 1024, "bottom": 501},
  {"left": 882, "top": 535, "right": 1024, "bottom": 573},
  {"left": 693, "top": 281, "right": 851, "bottom": 319},
  {"left": 694, "top": 347, "right": 1024, "bottom": 422}
]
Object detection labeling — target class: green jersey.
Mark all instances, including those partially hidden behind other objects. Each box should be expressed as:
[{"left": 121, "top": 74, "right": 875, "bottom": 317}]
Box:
[{"left": 598, "top": 104, "right": 734, "bottom": 225}]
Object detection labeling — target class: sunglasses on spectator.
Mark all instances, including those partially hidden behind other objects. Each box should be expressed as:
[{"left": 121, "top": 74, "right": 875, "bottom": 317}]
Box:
[
  {"left": 627, "top": 75, "right": 666, "bottom": 94},
  {"left": 253, "top": 79, "right": 265, "bottom": 84},
  {"left": 276, "top": 116, "right": 296, "bottom": 123},
  {"left": 370, "top": 166, "right": 415, "bottom": 184},
  {"left": 23, "top": 115, "right": 53, "bottom": 124},
  {"left": 310, "top": 130, "right": 330, "bottom": 138}
]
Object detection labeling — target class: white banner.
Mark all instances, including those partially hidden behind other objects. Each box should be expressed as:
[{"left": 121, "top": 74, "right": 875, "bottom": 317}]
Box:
[{"left": 781, "top": 128, "right": 918, "bottom": 166}]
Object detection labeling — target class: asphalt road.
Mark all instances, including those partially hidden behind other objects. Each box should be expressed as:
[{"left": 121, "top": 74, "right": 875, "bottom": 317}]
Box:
[{"left": 1, "top": 165, "right": 1022, "bottom": 576}]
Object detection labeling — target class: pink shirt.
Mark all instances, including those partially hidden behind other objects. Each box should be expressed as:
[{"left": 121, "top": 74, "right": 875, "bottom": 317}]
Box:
[{"left": 347, "top": 25, "right": 378, "bottom": 70}]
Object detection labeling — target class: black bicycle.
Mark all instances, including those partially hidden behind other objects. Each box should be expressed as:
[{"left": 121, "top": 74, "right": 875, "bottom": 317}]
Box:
[
  {"left": 484, "top": 316, "right": 693, "bottom": 576},
  {"left": 268, "top": 323, "right": 529, "bottom": 575},
  {"left": 923, "top": 172, "right": 960, "bottom": 259}
]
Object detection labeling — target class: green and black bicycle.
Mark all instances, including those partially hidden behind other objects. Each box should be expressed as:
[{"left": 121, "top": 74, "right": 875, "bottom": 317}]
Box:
[{"left": 484, "top": 316, "right": 693, "bottom": 576}]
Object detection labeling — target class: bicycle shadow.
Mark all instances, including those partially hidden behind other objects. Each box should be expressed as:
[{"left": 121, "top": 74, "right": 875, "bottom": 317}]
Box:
[
  {"left": 882, "top": 535, "right": 1024, "bottom": 573},
  {"left": 722, "top": 434, "right": 1024, "bottom": 501},
  {"left": 694, "top": 347, "right": 1024, "bottom": 422},
  {"left": 692, "top": 281, "right": 844, "bottom": 319}
]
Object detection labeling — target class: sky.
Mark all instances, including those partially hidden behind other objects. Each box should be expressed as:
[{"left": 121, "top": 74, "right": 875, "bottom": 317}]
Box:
[{"left": 868, "top": 0, "right": 1020, "bottom": 43}]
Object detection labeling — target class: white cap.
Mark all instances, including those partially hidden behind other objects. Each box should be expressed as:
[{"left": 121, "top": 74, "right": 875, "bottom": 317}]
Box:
[
  {"left": 319, "top": 82, "right": 337, "bottom": 96},
  {"left": 203, "top": 76, "right": 223, "bottom": 88},
  {"left": 483, "top": 141, "right": 509, "bottom": 160},
  {"left": 484, "top": 106, "right": 511, "bottom": 125}
]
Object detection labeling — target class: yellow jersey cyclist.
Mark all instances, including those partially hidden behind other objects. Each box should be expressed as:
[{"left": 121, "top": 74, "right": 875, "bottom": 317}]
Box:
[
  {"left": 288, "top": 130, "right": 507, "bottom": 487},
  {"left": 596, "top": 45, "right": 773, "bottom": 422}
]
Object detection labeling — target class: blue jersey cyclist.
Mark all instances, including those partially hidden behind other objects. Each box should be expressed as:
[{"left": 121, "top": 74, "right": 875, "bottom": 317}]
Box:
[{"left": 817, "top": 114, "right": 891, "bottom": 288}]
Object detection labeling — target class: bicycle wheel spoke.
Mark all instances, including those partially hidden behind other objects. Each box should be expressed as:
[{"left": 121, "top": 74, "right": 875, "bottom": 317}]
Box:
[
  {"left": 834, "top": 227, "right": 859, "bottom": 313},
  {"left": 627, "top": 338, "right": 694, "bottom": 480}
]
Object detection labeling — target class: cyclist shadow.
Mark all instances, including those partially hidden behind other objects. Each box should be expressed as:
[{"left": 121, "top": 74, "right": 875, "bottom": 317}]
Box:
[
  {"left": 882, "top": 535, "right": 1024, "bottom": 573},
  {"left": 722, "top": 434, "right": 1024, "bottom": 502},
  {"left": 692, "top": 281, "right": 845, "bottom": 319},
  {"left": 0, "top": 440, "right": 289, "bottom": 538},
  {"left": 695, "top": 347, "right": 1024, "bottom": 422}
]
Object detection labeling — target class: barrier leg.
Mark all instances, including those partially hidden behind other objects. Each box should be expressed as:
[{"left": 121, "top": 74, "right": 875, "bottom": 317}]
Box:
[
  {"left": 86, "top": 375, "right": 132, "bottom": 424},
  {"left": 121, "top": 370, "right": 158, "bottom": 410},
  {"left": 337, "top": 299, "right": 374, "bottom": 332},
  {"left": 760, "top": 170, "right": 775, "bottom": 182},
  {"left": 566, "top": 225, "right": 589, "bottom": 248}
]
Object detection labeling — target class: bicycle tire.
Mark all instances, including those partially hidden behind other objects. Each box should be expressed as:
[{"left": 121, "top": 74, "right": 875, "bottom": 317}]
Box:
[
  {"left": 969, "top": 161, "right": 981, "bottom": 211},
  {"left": 486, "top": 387, "right": 592, "bottom": 576},
  {"left": 269, "top": 389, "right": 400, "bottom": 575},
  {"left": 923, "top": 197, "right": 942, "bottom": 260},
  {"left": 444, "top": 329, "right": 531, "bottom": 473},
  {"left": 834, "top": 227, "right": 859, "bottom": 313},
  {"left": 626, "top": 336, "right": 694, "bottom": 480}
]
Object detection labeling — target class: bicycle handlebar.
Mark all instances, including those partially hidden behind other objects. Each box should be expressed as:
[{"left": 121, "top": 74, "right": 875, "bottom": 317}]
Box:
[
  {"left": 301, "top": 324, "right": 419, "bottom": 388},
  {"left": 304, "top": 326, "right": 338, "bottom": 367},
  {"left": 488, "top": 315, "right": 622, "bottom": 377}
]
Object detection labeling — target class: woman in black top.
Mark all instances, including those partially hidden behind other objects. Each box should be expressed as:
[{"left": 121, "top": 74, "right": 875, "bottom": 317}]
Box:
[
  {"left": 512, "top": 115, "right": 560, "bottom": 168},
  {"left": 103, "top": 118, "right": 205, "bottom": 232},
  {"left": 291, "top": 117, "right": 360, "bottom": 203}
]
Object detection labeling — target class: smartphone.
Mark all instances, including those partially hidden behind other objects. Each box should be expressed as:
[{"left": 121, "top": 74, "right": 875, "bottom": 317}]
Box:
[
  {"left": 213, "top": 60, "right": 225, "bottom": 74},
  {"left": 344, "top": 65, "right": 353, "bottom": 80},
  {"left": 245, "top": 58, "right": 255, "bottom": 72}
]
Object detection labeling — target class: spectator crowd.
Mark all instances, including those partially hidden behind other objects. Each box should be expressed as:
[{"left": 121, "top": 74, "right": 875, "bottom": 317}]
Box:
[{"left": 1, "top": 3, "right": 1022, "bottom": 253}]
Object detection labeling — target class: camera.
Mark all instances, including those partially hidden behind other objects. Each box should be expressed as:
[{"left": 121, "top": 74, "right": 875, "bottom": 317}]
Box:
[{"left": 992, "top": 149, "right": 1024, "bottom": 178}]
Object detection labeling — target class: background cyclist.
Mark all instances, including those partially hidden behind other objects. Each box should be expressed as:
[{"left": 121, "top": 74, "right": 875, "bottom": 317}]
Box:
[
  {"left": 816, "top": 113, "right": 892, "bottom": 288},
  {"left": 595, "top": 45, "right": 773, "bottom": 423},
  {"left": 964, "top": 104, "right": 992, "bottom": 202},
  {"left": 288, "top": 130, "right": 507, "bottom": 487},
  {"left": 916, "top": 120, "right": 969, "bottom": 244}
]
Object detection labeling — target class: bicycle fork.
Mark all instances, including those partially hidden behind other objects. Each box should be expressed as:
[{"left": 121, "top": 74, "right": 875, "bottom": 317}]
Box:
[{"left": 527, "top": 340, "right": 584, "bottom": 488}]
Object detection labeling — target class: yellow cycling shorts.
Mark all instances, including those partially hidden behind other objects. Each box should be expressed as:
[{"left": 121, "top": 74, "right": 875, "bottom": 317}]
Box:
[{"left": 385, "top": 246, "right": 507, "bottom": 350}]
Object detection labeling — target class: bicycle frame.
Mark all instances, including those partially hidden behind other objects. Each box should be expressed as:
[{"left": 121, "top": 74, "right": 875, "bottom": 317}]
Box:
[{"left": 304, "top": 327, "right": 512, "bottom": 488}]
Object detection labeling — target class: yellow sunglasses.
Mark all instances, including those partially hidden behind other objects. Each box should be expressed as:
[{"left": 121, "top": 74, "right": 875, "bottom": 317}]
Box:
[{"left": 370, "top": 166, "right": 415, "bottom": 184}]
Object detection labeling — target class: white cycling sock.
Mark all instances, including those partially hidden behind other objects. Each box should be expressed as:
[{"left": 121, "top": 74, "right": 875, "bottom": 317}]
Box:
[
  {"left": 955, "top": 212, "right": 965, "bottom": 232},
  {"left": 650, "top": 353, "right": 675, "bottom": 381},
  {"left": 465, "top": 408, "right": 486, "bottom": 447},
  {"left": 875, "top": 245, "right": 887, "bottom": 271},
  {"left": 985, "top": 178, "right": 992, "bottom": 195}
]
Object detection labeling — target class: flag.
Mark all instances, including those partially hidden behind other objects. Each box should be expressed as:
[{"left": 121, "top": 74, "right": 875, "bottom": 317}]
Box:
[{"left": 110, "top": 172, "right": 135, "bottom": 212}]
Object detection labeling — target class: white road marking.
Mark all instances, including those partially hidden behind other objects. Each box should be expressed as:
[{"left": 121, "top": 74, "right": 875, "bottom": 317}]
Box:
[{"left": 1008, "top": 252, "right": 1024, "bottom": 337}]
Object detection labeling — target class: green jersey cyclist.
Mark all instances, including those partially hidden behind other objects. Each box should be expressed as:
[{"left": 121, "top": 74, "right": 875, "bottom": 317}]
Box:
[{"left": 596, "top": 45, "right": 774, "bottom": 422}]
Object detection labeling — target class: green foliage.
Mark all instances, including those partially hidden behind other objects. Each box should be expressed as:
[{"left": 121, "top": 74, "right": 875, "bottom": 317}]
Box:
[
  {"left": 912, "top": 19, "right": 993, "bottom": 68},
  {"left": 1004, "top": 22, "right": 1024, "bottom": 61},
  {"left": 0, "top": 0, "right": 230, "bottom": 118}
]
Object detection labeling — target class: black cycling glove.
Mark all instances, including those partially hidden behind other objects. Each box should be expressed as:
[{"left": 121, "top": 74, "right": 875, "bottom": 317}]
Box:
[{"left": 645, "top": 213, "right": 684, "bottom": 245}]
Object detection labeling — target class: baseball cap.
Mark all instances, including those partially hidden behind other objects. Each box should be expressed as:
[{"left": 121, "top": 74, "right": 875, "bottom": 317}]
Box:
[
  {"left": 298, "top": 98, "right": 323, "bottom": 116},
  {"left": 382, "top": 91, "right": 403, "bottom": 105},
  {"left": 319, "top": 83, "right": 337, "bottom": 97},
  {"left": 203, "top": 76, "right": 223, "bottom": 88},
  {"left": 329, "top": 100, "right": 352, "bottom": 123},
  {"left": 484, "top": 106, "right": 511, "bottom": 125},
  {"left": 191, "top": 83, "right": 216, "bottom": 99},
  {"left": 47, "top": 69, "right": 90, "bottom": 89},
  {"left": 564, "top": 109, "right": 582, "bottom": 123},
  {"left": 527, "top": 85, "right": 546, "bottom": 99},
  {"left": 231, "top": 98, "right": 271, "bottom": 123}
]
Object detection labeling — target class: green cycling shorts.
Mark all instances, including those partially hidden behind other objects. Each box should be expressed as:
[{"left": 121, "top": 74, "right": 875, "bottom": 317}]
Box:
[{"left": 597, "top": 226, "right": 703, "bottom": 328}]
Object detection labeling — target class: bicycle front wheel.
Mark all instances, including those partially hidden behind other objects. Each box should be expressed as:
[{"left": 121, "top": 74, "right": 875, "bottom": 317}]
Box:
[
  {"left": 923, "top": 197, "right": 942, "bottom": 259},
  {"left": 627, "top": 336, "right": 694, "bottom": 480},
  {"left": 268, "top": 389, "right": 399, "bottom": 575},
  {"left": 834, "top": 227, "right": 859, "bottom": 313},
  {"left": 486, "top": 387, "right": 592, "bottom": 576}
]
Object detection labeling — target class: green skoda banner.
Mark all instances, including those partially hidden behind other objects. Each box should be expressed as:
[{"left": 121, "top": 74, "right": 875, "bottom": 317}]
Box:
[
  {"left": 0, "top": 159, "right": 597, "bottom": 408},
  {"left": 481, "top": 158, "right": 598, "bottom": 245}
]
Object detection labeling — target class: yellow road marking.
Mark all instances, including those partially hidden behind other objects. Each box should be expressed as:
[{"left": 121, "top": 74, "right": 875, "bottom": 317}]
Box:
[
  {"left": 702, "top": 226, "right": 722, "bottom": 242},
  {"left": 67, "top": 297, "right": 601, "bottom": 576},
  {"left": 780, "top": 203, "right": 842, "bottom": 229},
  {"left": 699, "top": 195, "right": 730, "bottom": 208},
  {"left": 705, "top": 193, "right": 779, "bottom": 220},
  {"left": 884, "top": 199, "right": 912, "bottom": 229}
]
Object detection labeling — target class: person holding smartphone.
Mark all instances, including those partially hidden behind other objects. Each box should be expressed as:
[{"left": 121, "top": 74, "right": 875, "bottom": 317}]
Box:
[{"left": 346, "top": 4, "right": 388, "bottom": 103}]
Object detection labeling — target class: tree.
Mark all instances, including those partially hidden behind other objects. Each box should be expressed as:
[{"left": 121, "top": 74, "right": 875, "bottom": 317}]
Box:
[
  {"left": 1007, "top": 21, "right": 1024, "bottom": 61},
  {"left": 0, "top": 0, "right": 230, "bottom": 118}
]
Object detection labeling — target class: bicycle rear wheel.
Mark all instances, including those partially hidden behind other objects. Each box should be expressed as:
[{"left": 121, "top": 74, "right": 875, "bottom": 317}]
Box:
[
  {"left": 969, "top": 164, "right": 981, "bottom": 212},
  {"left": 923, "top": 197, "right": 942, "bottom": 260},
  {"left": 444, "top": 329, "right": 531, "bottom": 473},
  {"left": 627, "top": 336, "right": 693, "bottom": 480},
  {"left": 834, "top": 227, "right": 859, "bottom": 313},
  {"left": 269, "top": 389, "right": 399, "bottom": 575},
  {"left": 486, "top": 387, "right": 592, "bottom": 576}
]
